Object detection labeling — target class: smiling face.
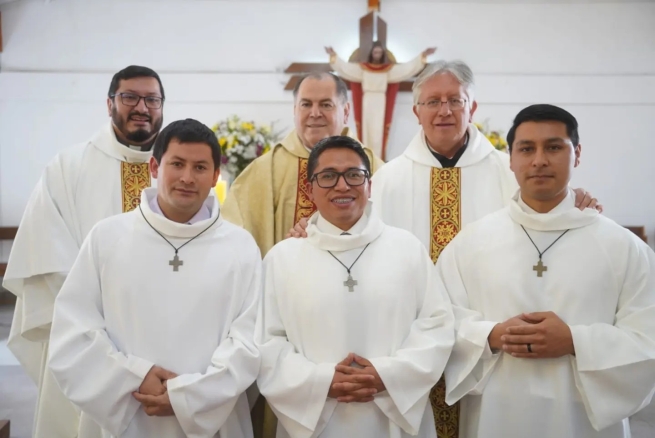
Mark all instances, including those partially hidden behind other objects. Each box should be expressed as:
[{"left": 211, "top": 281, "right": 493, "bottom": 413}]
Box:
[
  {"left": 150, "top": 138, "right": 219, "bottom": 223},
  {"left": 308, "top": 147, "right": 371, "bottom": 231},
  {"left": 510, "top": 120, "right": 581, "bottom": 212},
  {"left": 413, "top": 73, "right": 477, "bottom": 155},
  {"left": 107, "top": 76, "right": 164, "bottom": 146},
  {"left": 294, "top": 77, "right": 350, "bottom": 149}
]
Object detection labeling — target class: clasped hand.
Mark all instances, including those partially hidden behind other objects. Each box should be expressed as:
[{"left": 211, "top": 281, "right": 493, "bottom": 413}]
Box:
[
  {"left": 328, "top": 353, "right": 385, "bottom": 403},
  {"left": 132, "top": 365, "right": 178, "bottom": 416},
  {"left": 489, "top": 312, "right": 575, "bottom": 359}
]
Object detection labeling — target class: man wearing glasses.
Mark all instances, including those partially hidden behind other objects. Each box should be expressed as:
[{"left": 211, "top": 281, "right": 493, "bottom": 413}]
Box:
[
  {"left": 256, "top": 135, "right": 454, "bottom": 438},
  {"left": 3, "top": 65, "right": 164, "bottom": 438}
]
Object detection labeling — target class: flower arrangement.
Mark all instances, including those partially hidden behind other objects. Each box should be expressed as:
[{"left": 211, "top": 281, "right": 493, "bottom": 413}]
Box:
[
  {"left": 211, "top": 115, "right": 282, "bottom": 179},
  {"left": 474, "top": 120, "right": 508, "bottom": 152}
]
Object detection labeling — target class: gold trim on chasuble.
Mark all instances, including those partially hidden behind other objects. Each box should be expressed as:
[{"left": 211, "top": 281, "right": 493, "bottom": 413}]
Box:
[
  {"left": 121, "top": 162, "right": 151, "bottom": 212},
  {"left": 293, "top": 159, "right": 317, "bottom": 224},
  {"left": 429, "top": 167, "right": 461, "bottom": 438}
]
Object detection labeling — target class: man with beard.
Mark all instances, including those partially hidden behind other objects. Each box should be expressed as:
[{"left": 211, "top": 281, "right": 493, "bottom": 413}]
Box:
[{"left": 2, "top": 65, "right": 164, "bottom": 438}]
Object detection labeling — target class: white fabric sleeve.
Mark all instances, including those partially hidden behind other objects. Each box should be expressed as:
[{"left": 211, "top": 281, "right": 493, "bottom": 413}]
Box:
[
  {"left": 387, "top": 55, "right": 426, "bottom": 83},
  {"left": 439, "top": 241, "right": 503, "bottom": 405},
  {"left": 369, "top": 247, "right": 455, "bottom": 435},
  {"left": 255, "top": 255, "right": 337, "bottom": 438},
  {"left": 167, "top": 253, "right": 262, "bottom": 437},
  {"left": 570, "top": 240, "right": 655, "bottom": 430},
  {"left": 329, "top": 55, "right": 364, "bottom": 82},
  {"left": 48, "top": 227, "right": 154, "bottom": 437}
]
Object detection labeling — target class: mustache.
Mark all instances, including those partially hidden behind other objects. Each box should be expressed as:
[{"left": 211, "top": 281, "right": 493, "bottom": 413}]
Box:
[{"left": 128, "top": 112, "right": 151, "bottom": 121}]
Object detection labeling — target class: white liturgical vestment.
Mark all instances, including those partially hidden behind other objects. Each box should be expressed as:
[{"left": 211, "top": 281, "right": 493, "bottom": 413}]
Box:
[
  {"left": 48, "top": 188, "right": 261, "bottom": 438},
  {"left": 370, "top": 124, "right": 517, "bottom": 252},
  {"left": 3, "top": 122, "right": 152, "bottom": 438},
  {"left": 256, "top": 204, "right": 455, "bottom": 438},
  {"left": 440, "top": 190, "right": 655, "bottom": 438}
]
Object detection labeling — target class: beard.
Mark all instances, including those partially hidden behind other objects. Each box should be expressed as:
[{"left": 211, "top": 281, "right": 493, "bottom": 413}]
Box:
[{"left": 112, "top": 107, "right": 163, "bottom": 144}]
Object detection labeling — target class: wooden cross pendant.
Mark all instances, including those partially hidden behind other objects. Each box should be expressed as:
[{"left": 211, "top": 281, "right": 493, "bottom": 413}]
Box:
[
  {"left": 169, "top": 254, "right": 184, "bottom": 272},
  {"left": 533, "top": 259, "right": 547, "bottom": 277},
  {"left": 343, "top": 274, "right": 358, "bottom": 292}
]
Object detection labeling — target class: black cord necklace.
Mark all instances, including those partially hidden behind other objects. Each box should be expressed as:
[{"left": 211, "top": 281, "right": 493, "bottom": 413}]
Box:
[
  {"left": 520, "top": 225, "right": 570, "bottom": 278},
  {"left": 138, "top": 205, "right": 219, "bottom": 272},
  {"left": 327, "top": 243, "right": 371, "bottom": 292}
]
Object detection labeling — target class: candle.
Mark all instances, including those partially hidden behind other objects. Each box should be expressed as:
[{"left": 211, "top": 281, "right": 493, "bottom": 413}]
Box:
[{"left": 215, "top": 179, "right": 227, "bottom": 205}]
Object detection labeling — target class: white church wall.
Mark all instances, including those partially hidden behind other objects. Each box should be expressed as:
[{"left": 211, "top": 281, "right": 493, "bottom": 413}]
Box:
[{"left": 0, "top": 0, "right": 654, "bottom": 247}]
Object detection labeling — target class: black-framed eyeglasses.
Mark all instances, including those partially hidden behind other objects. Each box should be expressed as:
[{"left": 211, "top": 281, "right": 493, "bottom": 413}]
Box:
[
  {"left": 111, "top": 92, "right": 164, "bottom": 109},
  {"left": 311, "top": 168, "right": 369, "bottom": 188}
]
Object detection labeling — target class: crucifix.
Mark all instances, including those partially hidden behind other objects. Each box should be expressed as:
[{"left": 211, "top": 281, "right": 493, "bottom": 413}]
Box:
[
  {"left": 343, "top": 274, "right": 358, "bottom": 292},
  {"left": 283, "top": 0, "right": 417, "bottom": 90},
  {"left": 169, "top": 254, "right": 183, "bottom": 272},
  {"left": 283, "top": 0, "right": 432, "bottom": 160},
  {"left": 533, "top": 260, "right": 547, "bottom": 277}
]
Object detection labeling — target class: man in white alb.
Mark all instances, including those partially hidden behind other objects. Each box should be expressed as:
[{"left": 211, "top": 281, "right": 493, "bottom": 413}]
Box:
[
  {"left": 440, "top": 104, "right": 655, "bottom": 438},
  {"left": 48, "top": 119, "right": 261, "bottom": 438},
  {"left": 256, "top": 135, "right": 454, "bottom": 438},
  {"left": 3, "top": 65, "right": 164, "bottom": 438}
]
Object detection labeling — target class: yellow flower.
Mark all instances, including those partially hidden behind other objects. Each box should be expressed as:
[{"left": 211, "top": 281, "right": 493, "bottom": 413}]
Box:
[
  {"left": 241, "top": 122, "right": 254, "bottom": 131},
  {"left": 211, "top": 123, "right": 219, "bottom": 132},
  {"left": 227, "top": 135, "right": 236, "bottom": 149},
  {"left": 261, "top": 125, "right": 271, "bottom": 134}
]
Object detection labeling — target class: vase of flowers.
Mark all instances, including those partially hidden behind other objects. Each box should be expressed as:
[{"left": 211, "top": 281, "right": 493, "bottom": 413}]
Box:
[
  {"left": 211, "top": 115, "right": 282, "bottom": 181},
  {"left": 474, "top": 120, "right": 508, "bottom": 152}
]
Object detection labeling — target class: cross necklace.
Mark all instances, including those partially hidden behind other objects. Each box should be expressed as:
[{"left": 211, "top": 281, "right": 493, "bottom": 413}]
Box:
[
  {"left": 139, "top": 205, "right": 220, "bottom": 272},
  {"left": 327, "top": 243, "right": 371, "bottom": 292},
  {"left": 520, "top": 225, "right": 570, "bottom": 277}
]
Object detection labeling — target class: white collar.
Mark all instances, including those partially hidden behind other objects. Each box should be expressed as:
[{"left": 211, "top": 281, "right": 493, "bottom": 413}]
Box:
[
  {"left": 403, "top": 123, "right": 494, "bottom": 168},
  {"left": 306, "top": 201, "right": 384, "bottom": 251},
  {"left": 316, "top": 211, "right": 369, "bottom": 236},
  {"left": 508, "top": 188, "right": 599, "bottom": 232},
  {"left": 90, "top": 121, "right": 153, "bottom": 163},
  {"left": 138, "top": 187, "right": 222, "bottom": 238},
  {"left": 148, "top": 195, "right": 212, "bottom": 225}
]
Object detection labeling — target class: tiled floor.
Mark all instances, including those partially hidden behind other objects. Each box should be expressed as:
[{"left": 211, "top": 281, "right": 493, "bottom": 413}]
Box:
[{"left": 1, "top": 304, "right": 655, "bottom": 437}]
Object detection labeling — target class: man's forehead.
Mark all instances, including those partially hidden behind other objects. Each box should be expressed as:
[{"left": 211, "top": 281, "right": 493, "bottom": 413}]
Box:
[
  {"left": 117, "top": 77, "right": 161, "bottom": 93},
  {"left": 297, "top": 78, "right": 338, "bottom": 100},
  {"left": 420, "top": 73, "right": 466, "bottom": 97}
]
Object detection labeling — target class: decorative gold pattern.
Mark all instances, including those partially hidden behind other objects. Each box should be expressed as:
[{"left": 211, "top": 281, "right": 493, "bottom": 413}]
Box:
[
  {"left": 121, "top": 162, "right": 150, "bottom": 212},
  {"left": 293, "top": 159, "right": 317, "bottom": 224},
  {"left": 429, "top": 167, "right": 461, "bottom": 438}
]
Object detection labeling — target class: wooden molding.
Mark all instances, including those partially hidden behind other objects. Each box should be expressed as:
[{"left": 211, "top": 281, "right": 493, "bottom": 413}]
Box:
[
  {"left": 0, "top": 420, "right": 10, "bottom": 438},
  {"left": 0, "top": 227, "right": 18, "bottom": 240}
]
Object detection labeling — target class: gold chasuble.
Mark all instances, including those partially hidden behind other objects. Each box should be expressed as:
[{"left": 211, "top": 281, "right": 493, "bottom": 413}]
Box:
[
  {"left": 222, "top": 128, "right": 383, "bottom": 257},
  {"left": 429, "top": 168, "right": 461, "bottom": 438},
  {"left": 121, "top": 162, "right": 151, "bottom": 212}
]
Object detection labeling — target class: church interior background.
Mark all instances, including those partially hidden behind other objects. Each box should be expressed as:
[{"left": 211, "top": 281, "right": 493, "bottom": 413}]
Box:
[{"left": 0, "top": 0, "right": 654, "bottom": 436}]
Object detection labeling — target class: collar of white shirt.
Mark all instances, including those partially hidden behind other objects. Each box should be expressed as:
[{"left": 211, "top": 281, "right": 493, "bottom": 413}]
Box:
[
  {"left": 316, "top": 211, "right": 369, "bottom": 236},
  {"left": 517, "top": 188, "right": 575, "bottom": 215},
  {"left": 148, "top": 195, "right": 212, "bottom": 225}
]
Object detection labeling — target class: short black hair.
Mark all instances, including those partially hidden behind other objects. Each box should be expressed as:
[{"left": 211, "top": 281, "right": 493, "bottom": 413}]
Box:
[
  {"left": 153, "top": 119, "right": 221, "bottom": 170},
  {"left": 307, "top": 136, "right": 371, "bottom": 180},
  {"left": 507, "top": 104, "right": 579, "bottom": 152},
  {"left": 108, "top": 65, "right": 165, "bottom": 99},
  {"left": 292, "top": 72, "right": 348, "bottom": 104}
]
